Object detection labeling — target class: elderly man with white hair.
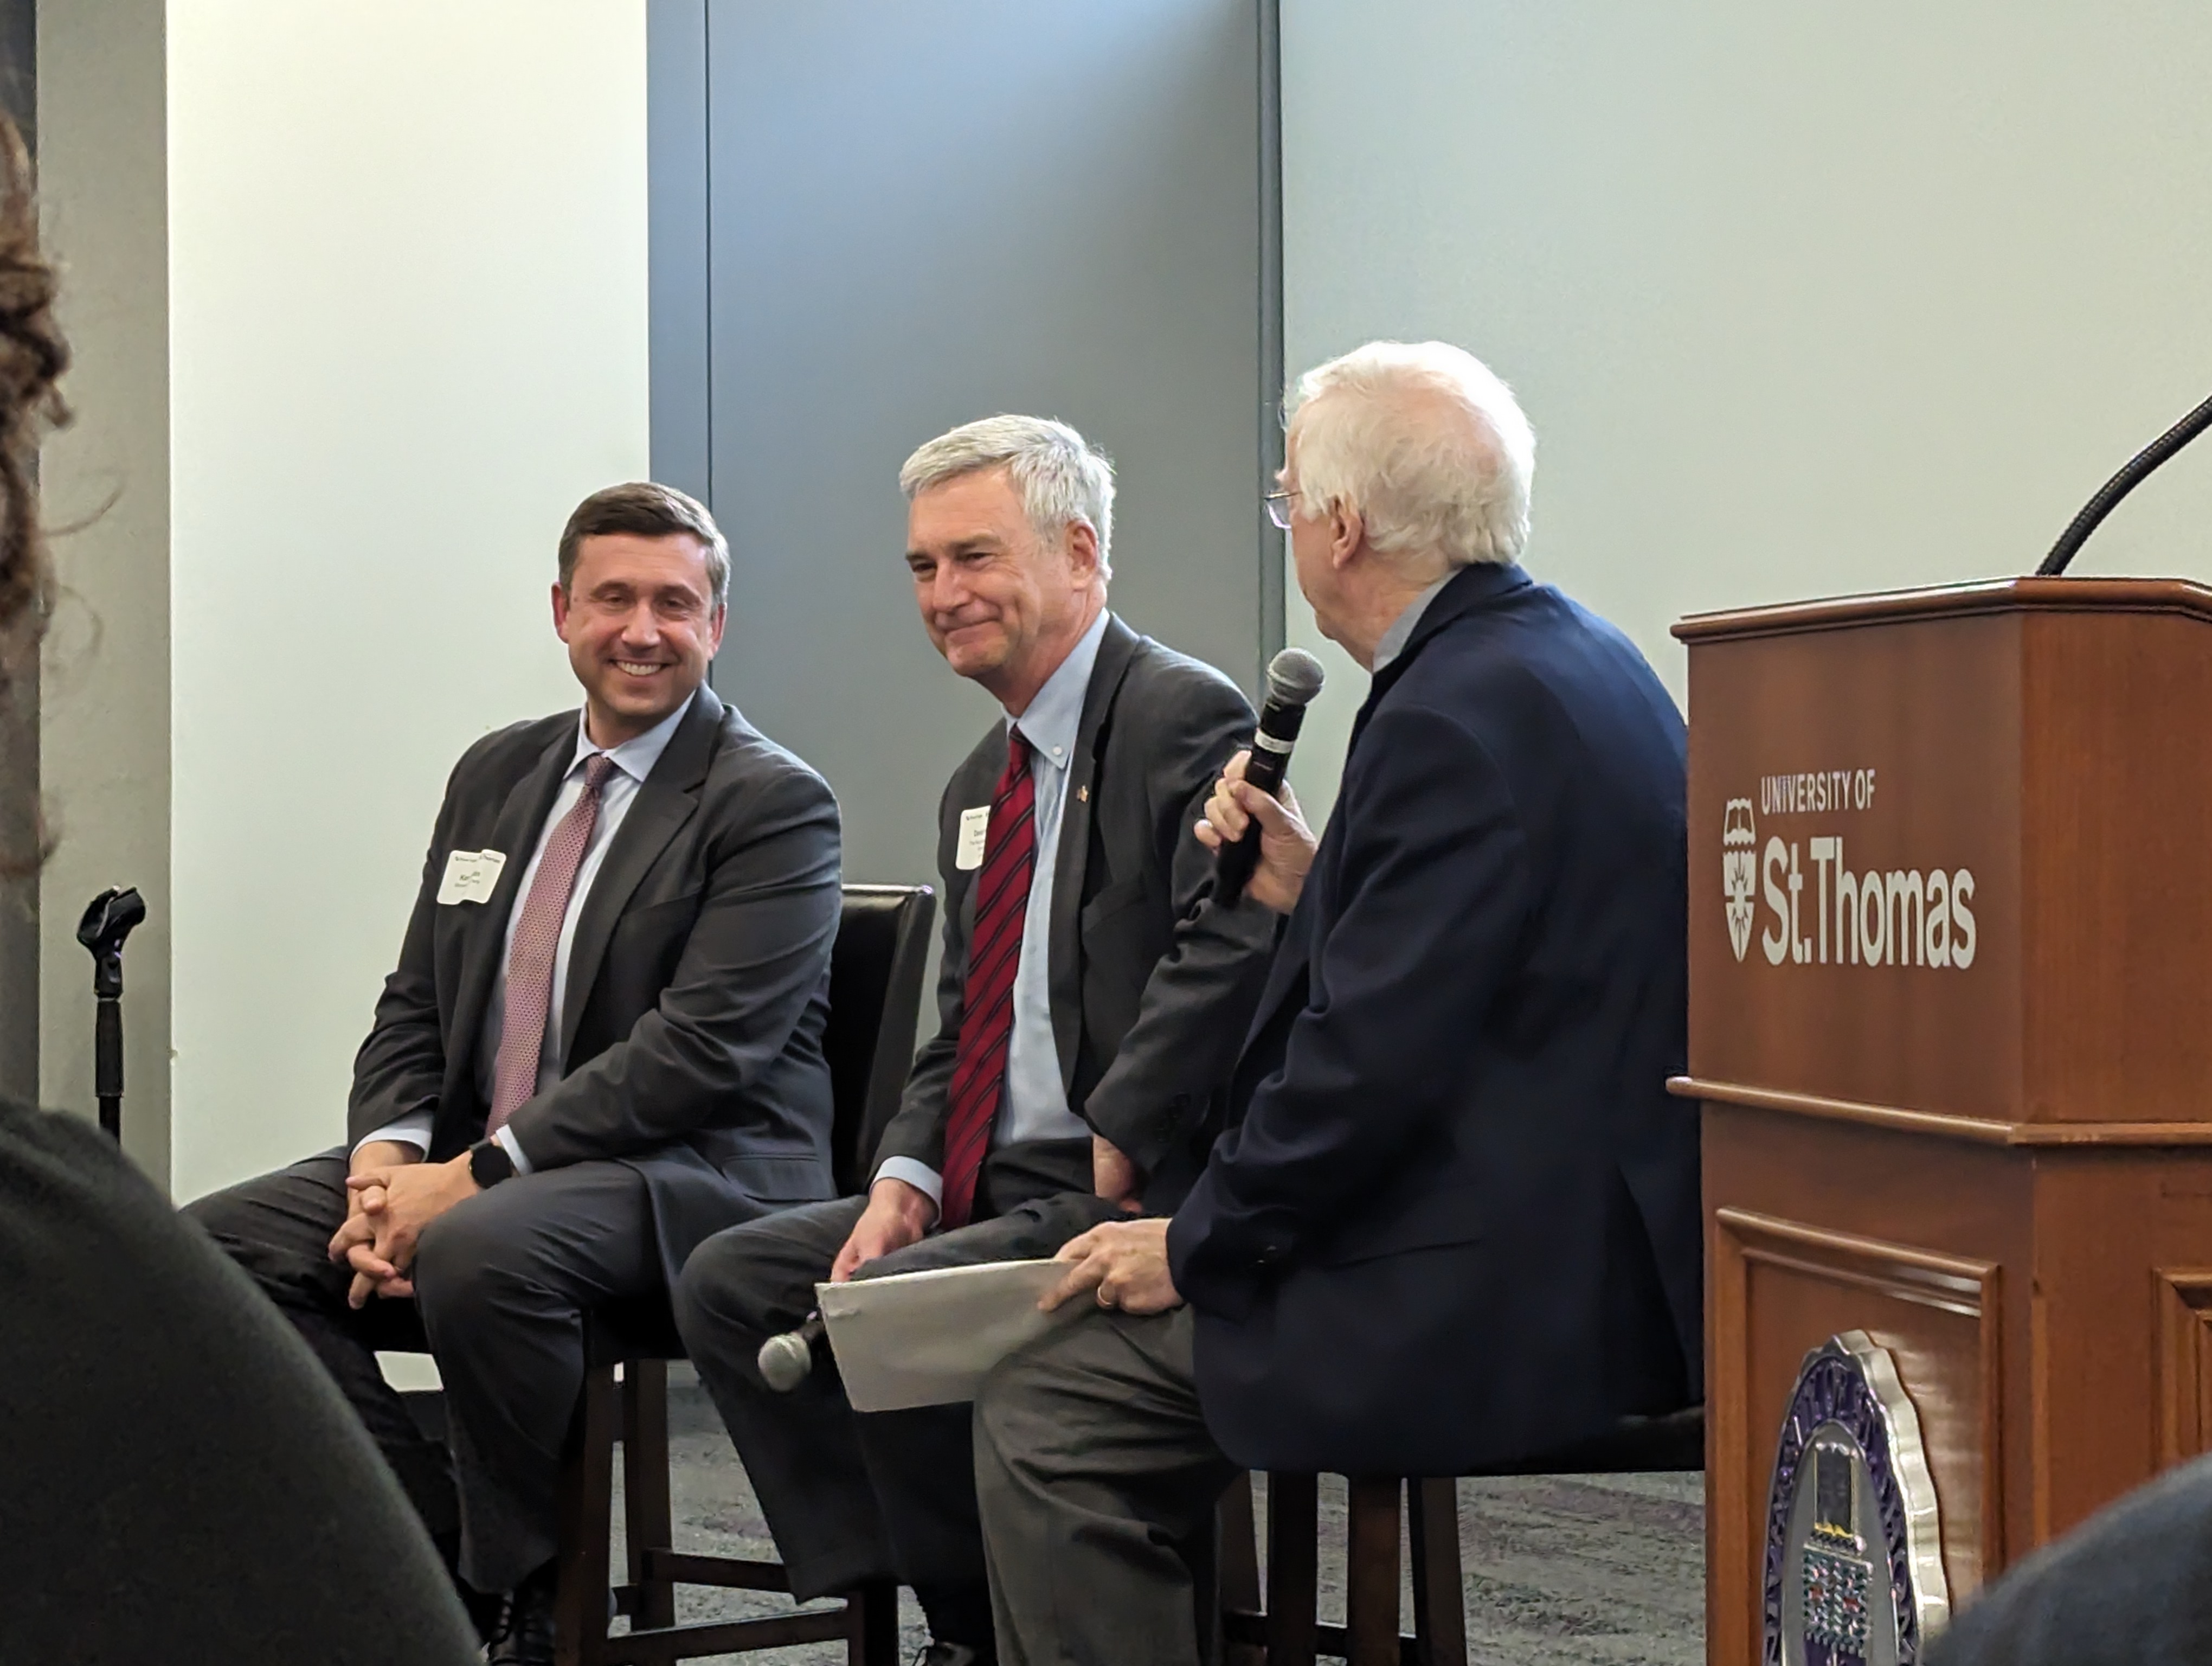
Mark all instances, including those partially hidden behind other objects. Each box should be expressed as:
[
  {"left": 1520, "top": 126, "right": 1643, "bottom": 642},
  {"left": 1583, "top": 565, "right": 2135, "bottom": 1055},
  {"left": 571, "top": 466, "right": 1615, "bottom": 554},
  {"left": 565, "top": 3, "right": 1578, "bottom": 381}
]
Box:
[
  {"left": 970, "top": 342, "right": 1702, "bottom": 1665},
  {"left": 674, "top": 414, "right": 1278, "bottom": 1666}
]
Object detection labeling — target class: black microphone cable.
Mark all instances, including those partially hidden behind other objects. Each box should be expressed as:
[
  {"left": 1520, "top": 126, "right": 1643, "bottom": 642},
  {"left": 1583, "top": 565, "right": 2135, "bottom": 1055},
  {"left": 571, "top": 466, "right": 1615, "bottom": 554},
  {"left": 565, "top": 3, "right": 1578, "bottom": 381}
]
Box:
[{"left": 2036, "top": 387, "right": 2212, "bottom": 576}]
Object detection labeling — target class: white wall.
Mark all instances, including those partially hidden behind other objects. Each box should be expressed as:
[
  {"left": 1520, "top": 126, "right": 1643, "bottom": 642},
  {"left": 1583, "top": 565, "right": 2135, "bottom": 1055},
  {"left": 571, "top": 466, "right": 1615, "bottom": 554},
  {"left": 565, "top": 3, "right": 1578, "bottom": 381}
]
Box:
[
  {"left": 1282, "top": 2, "right": 2212, "bottom": 820},
  {"left": 168, "top": 1, "right": 650, "bottom": 1201}
]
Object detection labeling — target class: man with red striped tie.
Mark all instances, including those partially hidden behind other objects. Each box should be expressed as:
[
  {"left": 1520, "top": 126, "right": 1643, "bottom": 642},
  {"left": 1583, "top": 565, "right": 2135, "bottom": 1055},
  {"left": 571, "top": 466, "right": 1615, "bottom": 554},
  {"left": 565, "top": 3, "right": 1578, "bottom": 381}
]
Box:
[
  {"left": 676, "top": 415, "right": 1279, "bottom": 1666},
  {"left": 189, "top": 483, "right": 845, "bottom": 1664}
]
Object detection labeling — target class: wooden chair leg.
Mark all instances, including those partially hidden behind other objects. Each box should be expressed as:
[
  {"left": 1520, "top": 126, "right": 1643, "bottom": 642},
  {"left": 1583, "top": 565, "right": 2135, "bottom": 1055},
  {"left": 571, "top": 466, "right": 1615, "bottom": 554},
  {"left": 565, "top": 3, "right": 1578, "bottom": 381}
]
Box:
[
  {"left": 1344, "top": 1478, "right": 1402, "bottom": 1666},
  {"left": 846, "top": 1575, "right": 899, "bottom": 1666},
  {"left": 1407, "top": 1478, "right": 1467, "bottom": 1666},
  {"left": 621, "top": 1359, "right": 676, "bottom": 1631},
  {"left": 1217, "top": 1473, "right": 1264, "bottom": 1666},
  {"left": 1265, "top": 1472, "right": 1320, "bottom": 1666},
  {"left": 554, "top": 1363, "right": 619, "bottom": 1666}
]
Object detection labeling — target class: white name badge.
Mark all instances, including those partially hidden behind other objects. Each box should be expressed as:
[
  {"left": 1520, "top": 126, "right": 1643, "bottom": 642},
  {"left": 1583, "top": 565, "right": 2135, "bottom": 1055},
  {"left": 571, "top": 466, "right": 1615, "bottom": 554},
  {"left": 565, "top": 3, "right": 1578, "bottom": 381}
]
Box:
[
  {"left": 955, "top": 806, "right": 991, "bottom": 871},
  {"left": 436, "top": 848, "right": 508, "bottom": 905}
]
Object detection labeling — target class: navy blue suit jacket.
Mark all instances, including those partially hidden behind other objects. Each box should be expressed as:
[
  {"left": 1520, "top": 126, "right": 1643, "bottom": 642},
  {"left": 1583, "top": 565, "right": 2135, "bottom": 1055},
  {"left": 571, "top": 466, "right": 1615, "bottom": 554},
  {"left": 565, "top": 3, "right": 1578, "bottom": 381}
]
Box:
[{"left": 1167, "top": 560, "right": 1701, "bottom": 1475}]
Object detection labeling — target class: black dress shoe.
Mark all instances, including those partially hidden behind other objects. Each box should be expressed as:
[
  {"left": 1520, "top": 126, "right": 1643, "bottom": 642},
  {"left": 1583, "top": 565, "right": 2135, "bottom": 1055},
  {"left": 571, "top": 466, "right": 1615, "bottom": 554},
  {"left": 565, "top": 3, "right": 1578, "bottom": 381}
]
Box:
[
  {"left": 485, "top": 1561, "right": 558, "bottom": 1666},
  {"left": 432, "top": 1528, "right": 510, "bottom": 1645}
]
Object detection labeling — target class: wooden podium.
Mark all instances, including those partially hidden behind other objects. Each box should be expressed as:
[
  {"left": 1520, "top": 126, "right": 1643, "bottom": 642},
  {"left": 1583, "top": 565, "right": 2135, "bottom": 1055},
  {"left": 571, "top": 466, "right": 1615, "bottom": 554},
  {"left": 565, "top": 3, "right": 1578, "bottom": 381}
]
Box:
[{"left": 1675, "top": 579, "right": 2212, "bottom": 1664}]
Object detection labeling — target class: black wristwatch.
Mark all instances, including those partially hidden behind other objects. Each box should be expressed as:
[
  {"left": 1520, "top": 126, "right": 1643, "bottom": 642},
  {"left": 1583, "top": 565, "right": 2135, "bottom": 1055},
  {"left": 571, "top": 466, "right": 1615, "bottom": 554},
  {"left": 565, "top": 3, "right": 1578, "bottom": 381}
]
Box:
[{"left": 468, "top": 1137, "right": 516, "bottom": 1190}]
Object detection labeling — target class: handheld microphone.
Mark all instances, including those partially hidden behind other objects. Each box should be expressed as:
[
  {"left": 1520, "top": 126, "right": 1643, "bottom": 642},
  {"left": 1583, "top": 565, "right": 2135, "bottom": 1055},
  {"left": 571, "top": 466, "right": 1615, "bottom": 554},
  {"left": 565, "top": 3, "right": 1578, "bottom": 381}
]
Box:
[
  {"left": 757, "top": 1312, "right": 826, "bottom": 1393},
  {"left": 1215, "top": 648, "right": 1326, "bottom": 906}
]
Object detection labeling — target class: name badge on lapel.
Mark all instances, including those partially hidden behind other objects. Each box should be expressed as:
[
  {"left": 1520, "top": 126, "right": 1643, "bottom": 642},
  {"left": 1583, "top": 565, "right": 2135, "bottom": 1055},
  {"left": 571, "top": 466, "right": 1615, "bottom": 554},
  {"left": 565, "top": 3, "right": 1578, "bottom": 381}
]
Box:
[
  {"left": 956, "top": 806, "right": 991, "bottom": 871},
  {"left": 436, "top": 848, "right": 508, "bottom": 905}
]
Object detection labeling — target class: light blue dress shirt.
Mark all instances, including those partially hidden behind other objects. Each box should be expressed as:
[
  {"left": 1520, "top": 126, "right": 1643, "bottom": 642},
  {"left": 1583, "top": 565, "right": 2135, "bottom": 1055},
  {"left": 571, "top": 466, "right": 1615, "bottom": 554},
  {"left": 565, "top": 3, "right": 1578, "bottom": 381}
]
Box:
[
  {"left": 1371, "top": 570, "right": 1457, "bottom": 673},
  {"left": 878, "top": 609, "right": 1111, "bottom": 1210},
  {"left": 353, "top": 697, "right": 690, "bottom": 1172}
]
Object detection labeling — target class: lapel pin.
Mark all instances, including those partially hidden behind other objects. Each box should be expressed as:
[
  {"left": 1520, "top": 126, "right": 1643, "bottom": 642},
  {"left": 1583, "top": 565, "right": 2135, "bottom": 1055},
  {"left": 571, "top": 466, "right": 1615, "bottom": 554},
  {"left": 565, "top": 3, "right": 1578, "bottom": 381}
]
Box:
[{"left": 1077, "top": 785, "right": 1089, "bottom": 803}]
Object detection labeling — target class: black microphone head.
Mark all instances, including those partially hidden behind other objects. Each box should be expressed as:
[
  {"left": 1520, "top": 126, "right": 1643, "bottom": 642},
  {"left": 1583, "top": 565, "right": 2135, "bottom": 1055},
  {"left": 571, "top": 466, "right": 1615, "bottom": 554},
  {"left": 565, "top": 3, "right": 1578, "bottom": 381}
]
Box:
[
  {"left": 1264, "top": 648, "right": 1326, "bottom": 709},
  {"left": 76, "top": 886, "right": 147, "bottom": 954}
]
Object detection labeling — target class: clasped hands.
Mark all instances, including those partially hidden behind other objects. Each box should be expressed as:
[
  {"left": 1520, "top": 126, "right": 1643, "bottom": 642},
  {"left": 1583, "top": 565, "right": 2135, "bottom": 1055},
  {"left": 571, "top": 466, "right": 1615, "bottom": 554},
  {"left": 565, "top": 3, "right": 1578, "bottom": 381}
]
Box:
[{"left": 327, "top": 1142, "right": 481, "bottom": 1309}]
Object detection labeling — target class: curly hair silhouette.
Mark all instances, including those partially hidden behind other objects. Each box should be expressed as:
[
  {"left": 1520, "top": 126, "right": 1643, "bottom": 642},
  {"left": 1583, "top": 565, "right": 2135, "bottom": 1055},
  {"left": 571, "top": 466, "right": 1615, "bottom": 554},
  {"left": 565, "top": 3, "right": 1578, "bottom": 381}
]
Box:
[{"left": 0, "top": 112, "right": 68, "bottom": 879}]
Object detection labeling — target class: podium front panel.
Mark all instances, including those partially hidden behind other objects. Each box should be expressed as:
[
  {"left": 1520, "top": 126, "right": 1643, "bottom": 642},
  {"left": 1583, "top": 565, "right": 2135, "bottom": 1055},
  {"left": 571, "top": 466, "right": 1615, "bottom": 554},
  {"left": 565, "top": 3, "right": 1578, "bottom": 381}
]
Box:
[{"left": 1687, "top": 610, "right": 2024, "bottom": 1121}]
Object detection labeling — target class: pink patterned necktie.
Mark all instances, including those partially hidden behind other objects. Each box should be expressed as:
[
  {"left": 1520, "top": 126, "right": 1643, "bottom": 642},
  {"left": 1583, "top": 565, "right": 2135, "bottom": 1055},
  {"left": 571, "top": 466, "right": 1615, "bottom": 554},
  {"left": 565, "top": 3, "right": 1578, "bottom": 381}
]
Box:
[{"left": 487, "top": 752, "right": 617, "bottom": 1133}]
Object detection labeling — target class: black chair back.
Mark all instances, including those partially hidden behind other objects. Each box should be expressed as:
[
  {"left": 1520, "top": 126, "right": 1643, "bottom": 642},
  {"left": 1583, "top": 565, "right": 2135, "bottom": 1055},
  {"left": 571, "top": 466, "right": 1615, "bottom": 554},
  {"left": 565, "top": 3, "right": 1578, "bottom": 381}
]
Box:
[
  {"left": 554, "top": 886, "right": 933, "bottom": 1664},
  {"left": 822, "top": 883, "right": 936, "bottom": 1195}
]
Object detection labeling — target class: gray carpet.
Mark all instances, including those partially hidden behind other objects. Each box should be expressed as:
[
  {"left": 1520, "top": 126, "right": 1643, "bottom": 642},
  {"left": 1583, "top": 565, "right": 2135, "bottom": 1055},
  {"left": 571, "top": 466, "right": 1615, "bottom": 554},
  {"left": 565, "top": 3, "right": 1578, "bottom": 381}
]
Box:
[{"left": 609, "top": 1369, "right": 1703, "bottom": 1664}]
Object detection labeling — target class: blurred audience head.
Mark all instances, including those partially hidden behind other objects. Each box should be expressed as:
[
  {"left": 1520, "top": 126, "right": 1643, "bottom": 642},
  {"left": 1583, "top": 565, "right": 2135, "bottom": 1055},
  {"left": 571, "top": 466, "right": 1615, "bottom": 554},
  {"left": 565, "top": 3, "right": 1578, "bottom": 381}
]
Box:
[
  {"left": 0, "top": 113, "right": 67, "bottom": 703},
  {"left": 1286, "top": 339, "right": 1534, "bottom": 579},
  {"left": 0, "top": 113, "right": 71, "bottom": 880},
  {"left": 552, "top": 482, "right": 728, "bottom": 747},
  {"left": 900, "top": 414, "right": 1114, "bottom": 707}
]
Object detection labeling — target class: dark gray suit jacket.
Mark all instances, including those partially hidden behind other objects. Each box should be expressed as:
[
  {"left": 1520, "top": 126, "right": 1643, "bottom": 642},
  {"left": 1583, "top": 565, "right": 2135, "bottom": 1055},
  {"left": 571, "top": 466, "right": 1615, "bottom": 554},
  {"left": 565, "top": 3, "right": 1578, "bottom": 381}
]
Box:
[
  {"left": 347, "top": 685, "right": 843, "bottom": 1278},
  {"left": 873, "top": 616, "right": 1278, "bottom": 1210}
]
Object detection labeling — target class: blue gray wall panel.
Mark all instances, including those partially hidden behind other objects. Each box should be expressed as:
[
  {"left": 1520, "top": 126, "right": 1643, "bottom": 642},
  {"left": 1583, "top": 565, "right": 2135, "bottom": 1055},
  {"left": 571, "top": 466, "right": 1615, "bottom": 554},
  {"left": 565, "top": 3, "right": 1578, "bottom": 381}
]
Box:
[{"left": 651, "top": 0, "right": 1281, "bottom": 893}]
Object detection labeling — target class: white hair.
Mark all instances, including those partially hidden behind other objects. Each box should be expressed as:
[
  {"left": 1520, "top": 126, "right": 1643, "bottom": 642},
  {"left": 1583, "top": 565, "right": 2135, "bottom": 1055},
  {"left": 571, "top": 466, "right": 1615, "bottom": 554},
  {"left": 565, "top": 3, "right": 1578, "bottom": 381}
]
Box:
[
  {"left": 1288, "top": 341, "right": 1535, "bottom": 571},
  {"left": 899, "top": 414, "right": 1116, "bottom": 580}
]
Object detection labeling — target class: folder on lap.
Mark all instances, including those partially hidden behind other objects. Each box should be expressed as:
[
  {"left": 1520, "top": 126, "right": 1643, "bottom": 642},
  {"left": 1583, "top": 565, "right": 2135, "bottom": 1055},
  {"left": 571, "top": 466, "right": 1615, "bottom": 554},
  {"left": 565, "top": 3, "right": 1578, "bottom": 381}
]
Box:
[{"left": 816, "top": 1259, "right": 1084, "bottom": 1412}]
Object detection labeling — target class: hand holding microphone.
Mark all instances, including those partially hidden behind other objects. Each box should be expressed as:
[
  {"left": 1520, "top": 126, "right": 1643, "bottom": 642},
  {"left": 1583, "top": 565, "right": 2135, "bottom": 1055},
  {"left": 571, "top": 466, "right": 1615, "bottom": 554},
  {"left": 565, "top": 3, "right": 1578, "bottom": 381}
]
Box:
[
  {"left": 1198, "top": 755, "right": 1317, "bottom": 914},
  {"left": 1200, "top": 649, "right": 1324, "bottom": 913}
]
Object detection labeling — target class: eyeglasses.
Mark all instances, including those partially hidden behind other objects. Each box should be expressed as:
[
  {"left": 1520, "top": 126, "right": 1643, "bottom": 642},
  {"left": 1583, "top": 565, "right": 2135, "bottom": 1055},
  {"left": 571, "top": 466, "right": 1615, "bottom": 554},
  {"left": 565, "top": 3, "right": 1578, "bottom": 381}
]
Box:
[{"left": 1264, "top": 489, "right": 1301, "bottom": 531}]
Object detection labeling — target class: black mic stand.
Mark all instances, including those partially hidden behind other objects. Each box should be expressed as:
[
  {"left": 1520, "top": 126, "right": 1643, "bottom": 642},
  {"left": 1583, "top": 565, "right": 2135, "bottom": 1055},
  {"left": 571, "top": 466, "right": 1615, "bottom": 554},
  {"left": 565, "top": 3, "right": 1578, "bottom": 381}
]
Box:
[
  {"left": 2037, "top": 388, "right": 2212, "bottom": 576},
  {"left": 76, "top": 887, "right": 146, "bottom": 1142}
]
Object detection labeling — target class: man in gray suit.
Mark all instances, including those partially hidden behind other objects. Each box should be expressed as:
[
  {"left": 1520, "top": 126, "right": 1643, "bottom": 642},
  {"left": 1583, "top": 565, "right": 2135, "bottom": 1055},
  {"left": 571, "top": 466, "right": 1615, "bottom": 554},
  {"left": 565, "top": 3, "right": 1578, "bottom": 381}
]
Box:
[
  {"left": 188, "top": 483, "right": 842, "bottom": 1666},
  {"left": 674, "top": 416, "right": 1277, "bottom": 1666}
]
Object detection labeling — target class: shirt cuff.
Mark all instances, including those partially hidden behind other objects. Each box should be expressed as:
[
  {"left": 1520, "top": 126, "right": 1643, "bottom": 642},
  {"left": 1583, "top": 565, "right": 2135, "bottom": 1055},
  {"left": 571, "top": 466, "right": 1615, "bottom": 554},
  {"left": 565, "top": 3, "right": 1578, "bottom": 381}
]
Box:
[
  {"left": 352, "top": 1112, "right": 433, "bottom": 1159},
  {"left": 872, "top": 1156, "right": 943, "bottom": 1211},
  {"left": 492, "top": 1123, "right": 534, "bottom": 1175}
]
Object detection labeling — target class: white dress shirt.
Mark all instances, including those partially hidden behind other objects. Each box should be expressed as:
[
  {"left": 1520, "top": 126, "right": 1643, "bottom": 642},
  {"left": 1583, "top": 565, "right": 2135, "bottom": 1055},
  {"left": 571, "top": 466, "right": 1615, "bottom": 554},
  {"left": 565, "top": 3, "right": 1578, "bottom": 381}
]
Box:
[
  {"left": 353, "top": 699, "right": 690, "bottom": 1171},
  {"left": 877, "top": 609, "right": 1110, "bottom": 1208}
]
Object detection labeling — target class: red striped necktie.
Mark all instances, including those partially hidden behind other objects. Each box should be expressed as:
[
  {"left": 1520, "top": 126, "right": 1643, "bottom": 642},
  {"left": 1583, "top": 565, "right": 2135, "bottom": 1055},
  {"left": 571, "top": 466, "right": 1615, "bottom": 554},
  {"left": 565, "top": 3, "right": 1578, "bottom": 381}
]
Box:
[{"left": 937, "top": 728, "right": 1037, "bottom": 1229}]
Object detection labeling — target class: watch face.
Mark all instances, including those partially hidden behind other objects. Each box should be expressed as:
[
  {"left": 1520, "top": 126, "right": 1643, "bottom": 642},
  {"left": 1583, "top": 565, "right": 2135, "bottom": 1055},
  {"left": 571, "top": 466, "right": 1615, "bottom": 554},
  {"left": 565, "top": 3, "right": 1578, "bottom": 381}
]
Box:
[{"left": 471, "top": 1142, "right": 511, "bottom": 1187}]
